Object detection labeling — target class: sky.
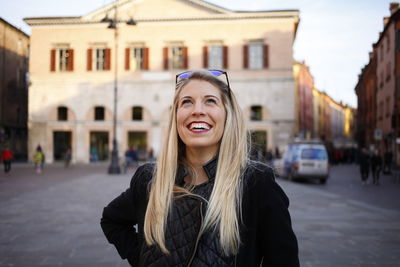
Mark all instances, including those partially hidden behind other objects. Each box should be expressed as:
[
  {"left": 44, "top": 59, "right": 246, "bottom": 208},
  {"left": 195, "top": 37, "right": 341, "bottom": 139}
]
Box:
[{"left": 0, "top": 0, "right": 393, "bottom": 107}]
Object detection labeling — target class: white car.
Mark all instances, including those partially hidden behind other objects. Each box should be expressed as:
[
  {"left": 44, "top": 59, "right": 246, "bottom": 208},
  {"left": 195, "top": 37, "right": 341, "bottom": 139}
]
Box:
[{"left": 274, "top": 142, "right": 329, "bottom": 184}]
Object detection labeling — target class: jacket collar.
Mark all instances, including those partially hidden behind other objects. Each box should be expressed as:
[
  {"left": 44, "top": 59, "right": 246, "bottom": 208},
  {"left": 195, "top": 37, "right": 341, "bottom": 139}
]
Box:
[{"left": 176, "top": 156, "right": 218, "bottom": 186}]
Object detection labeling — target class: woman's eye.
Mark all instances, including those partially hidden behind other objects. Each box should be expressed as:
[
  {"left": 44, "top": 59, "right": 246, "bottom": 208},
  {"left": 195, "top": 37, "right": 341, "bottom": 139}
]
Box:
[
  {"left": 206, "top": 98, "right": 217, "bottom": 104},
  {"left": 181, "top": 99, "right": 192, "bottom": 105}
]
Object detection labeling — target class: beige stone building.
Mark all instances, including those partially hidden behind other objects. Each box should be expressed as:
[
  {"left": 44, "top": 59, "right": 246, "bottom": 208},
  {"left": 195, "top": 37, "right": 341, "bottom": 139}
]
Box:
[{"left": 24, "top": 0, "right": 299, "bottom": 163}]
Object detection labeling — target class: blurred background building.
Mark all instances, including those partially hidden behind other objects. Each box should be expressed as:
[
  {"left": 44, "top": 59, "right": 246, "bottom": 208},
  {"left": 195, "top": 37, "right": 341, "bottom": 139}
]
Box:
[
  {"left": 0, "top": 17, "right": 29, "bottom": 161},
  {"left": 20, "top": 0, "right": 356, "bottom": 164},
  {"left": 356, "top": 2, "right": 400, "bottom": 164}
]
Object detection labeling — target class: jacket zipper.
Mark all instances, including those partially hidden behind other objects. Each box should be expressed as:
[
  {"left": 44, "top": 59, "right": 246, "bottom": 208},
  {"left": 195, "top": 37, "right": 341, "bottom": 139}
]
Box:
[{"left": 187, "top": 201, "right": 204, "bottom": 267}]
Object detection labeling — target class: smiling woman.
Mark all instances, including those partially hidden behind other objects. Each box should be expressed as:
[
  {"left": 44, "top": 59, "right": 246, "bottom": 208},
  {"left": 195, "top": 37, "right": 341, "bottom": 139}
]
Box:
[{"left": 101, "top": 70, "right": 299, "bottom": 266}]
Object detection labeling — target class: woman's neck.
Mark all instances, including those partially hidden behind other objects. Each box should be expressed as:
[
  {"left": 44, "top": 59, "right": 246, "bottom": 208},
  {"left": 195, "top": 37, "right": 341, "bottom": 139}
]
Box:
[{"left": 184, "top": 147, "right": 217, "bottom": 185}]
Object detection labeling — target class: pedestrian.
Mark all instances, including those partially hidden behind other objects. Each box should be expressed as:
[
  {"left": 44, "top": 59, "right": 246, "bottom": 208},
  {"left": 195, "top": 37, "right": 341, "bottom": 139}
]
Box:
[
  {"left": 33, "top": 145, "right": 44, "bottom": 174},
  {"left": 64, "top": 147, "right": 72, "bottom": 168},
  {"left": 383, "top": 150, "right": 393, "bottom": 174},
  {"left": 147, "top": 147, "right": 155, "bottom": 162},
  {"left": 1, "top": 146, "right": 13, "bottom": 174},
  {"left": 358, "top": 148, "right": 370, "bottom": 185},
  {"left": 90, "top": 145, "right": 98, "bottom": 162},
  {"left": 101, "top": 70, "right": 299, "bottom": 266},
  {"left": 371, "top": 149, "right": 382, "bottom": 185}
]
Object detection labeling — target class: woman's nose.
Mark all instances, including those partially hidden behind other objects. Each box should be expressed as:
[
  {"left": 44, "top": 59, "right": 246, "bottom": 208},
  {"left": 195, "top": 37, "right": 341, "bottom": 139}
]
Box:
[{"left": 191, "top": 102, "right": 205, "bottom": 116}]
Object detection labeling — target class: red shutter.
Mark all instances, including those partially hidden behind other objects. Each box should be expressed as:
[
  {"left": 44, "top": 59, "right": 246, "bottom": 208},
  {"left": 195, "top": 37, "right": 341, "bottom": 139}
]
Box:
[
  {"left": 203, "top": 46, "right": 208, "bottom": 68},
  {"left": 163, "top": 47, "right": 168, "bottom": 70},
  {"left": 243, "top": 45, "right": 248, "bottom": 69},
  {"left": 50, "top": 49, "right": 56, "bottom": 72},
  {"left": 223, "top": 46, "right": 228, "bottom": 69},
  {"left": 105, "top": 48, "right": 111, "bottom": 71},
  {"left": 183, "top": 46, "right": 188, "bottom": 69},
  {"left": 144, "top": 47, "right": 149, "bottom": 70},
  {"left": 263, "top": 44, "right": 269, "bottom": 69},
  {"left": 125, "top": 48, "right": 130, "bottom": 70},
  {"left": 68, "top": 49, "right": 74, "bottom": 71},
  {"left": 87, "top": 49, "right": 92, "bottom": 71}
]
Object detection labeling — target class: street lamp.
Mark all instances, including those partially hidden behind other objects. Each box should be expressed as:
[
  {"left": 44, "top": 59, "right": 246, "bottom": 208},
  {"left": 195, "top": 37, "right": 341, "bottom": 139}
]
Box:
[{"left": 102, "top": 1, "right": 136, "bottom": 174}]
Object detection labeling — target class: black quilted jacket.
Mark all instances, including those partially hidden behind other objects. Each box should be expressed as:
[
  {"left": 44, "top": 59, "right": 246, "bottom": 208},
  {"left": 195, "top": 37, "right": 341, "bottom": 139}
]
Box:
[{"left": 101, "top": 158, "right": 299, "bottom": 266}]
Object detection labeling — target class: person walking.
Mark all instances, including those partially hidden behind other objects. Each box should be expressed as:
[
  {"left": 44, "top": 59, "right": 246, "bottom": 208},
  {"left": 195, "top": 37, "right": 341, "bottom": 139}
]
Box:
[
  {"left": 1, "top": 146, "right": 13, "bottom": 174},
  {"left": 383, "top": 150, "right": 393, "bottom": 174},
  {"left": 371, "top": 150, "right": 383, "bottom": 185},
  {"left": 64, "top": 147, "right": 72, "bottom": 168},
  {"left": 101, "top": 70, "right": 299, "bottom": 266},
  {"left": 359, "top": 148, "right": 370, "bottom": 185},
  {"left": 33, "top": 145, "right": 44, "bottom": 174}
]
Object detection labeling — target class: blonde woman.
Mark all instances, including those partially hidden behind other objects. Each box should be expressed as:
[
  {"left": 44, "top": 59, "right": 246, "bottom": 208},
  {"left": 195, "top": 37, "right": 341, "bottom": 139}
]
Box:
[{"left": 101, "top": 70, "right": 299, "bottom": 266}]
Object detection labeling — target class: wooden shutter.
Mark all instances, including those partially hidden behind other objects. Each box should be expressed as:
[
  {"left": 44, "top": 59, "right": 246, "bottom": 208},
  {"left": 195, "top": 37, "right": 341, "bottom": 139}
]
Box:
[
  {"left": 67, "top": 49, "right": 74, "bottom": 71},
  {"left": 125, "top": 48, "right": 130, "bottom": 70},
  {"left": 263, "top": 44, "right": 269, "bottom": 69},
  {"left": 183, "top": 46, "right": 188, "bottom": 69},
  {"left": 50, "top": 49, "right": 56, "bottom": 72},
  {"left": 203, "top": 46, "right": 208, "bottom": 68},
  {"left": 243, "top": 45, "right": 248, "bottom": 69},
  {"left": 87, "top": 48, "right": 92, "bottom": 71},
  {"left": 105, "top": 48, "right": 111, "bottom": 71},
  {"left": 163, "top": 47, "right": 168, "bottom": 70},
  {"left": 144, "top": 47, "right": 150, "bottom": 70},
  {"left": 223, "top": 46, "right": 228, "bottom": 69}
]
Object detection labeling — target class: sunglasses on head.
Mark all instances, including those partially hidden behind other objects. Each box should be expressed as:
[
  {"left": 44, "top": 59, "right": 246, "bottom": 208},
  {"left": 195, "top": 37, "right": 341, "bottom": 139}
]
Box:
[{"left": 175, "top": 69, "right": 232, "bottom": 99}]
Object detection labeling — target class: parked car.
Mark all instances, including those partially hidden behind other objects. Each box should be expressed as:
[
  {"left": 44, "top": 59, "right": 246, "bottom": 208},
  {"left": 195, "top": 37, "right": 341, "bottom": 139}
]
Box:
[{"left": 273, "top": 142, "right": 329, "bottom": 184}]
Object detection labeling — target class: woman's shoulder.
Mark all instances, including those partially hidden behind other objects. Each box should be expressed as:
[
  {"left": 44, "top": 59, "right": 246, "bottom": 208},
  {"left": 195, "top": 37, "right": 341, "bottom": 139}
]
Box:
[
  {"left": 244, "top": 160, "right": 275, "bottom": 181},
  {"left": 243, "top": 160, "right": 289, "bottom": 206},
  {"left": 129, "top": 163, "right": 155, "bottom": 191}
]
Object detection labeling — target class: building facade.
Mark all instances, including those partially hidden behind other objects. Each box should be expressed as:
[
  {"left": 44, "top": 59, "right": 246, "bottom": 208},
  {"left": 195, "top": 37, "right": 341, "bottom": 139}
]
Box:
[
  {"left": 0, "top": 18, "right": 30, "bottom": 160},
  {"left": 293, "top": 61, "right": 314, "bottom": 139},
  {"left": 25, "top": 0, "right": 300, "bottom": 163}
]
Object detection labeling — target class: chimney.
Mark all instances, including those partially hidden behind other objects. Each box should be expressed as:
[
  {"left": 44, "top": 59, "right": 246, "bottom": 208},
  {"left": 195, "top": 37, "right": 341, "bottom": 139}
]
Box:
[
  {"left": 384, "top": 17, "right": 390, "bottom": 27},
  {"left": 390, "top": 2, "right": 399, "bottom": 14}
]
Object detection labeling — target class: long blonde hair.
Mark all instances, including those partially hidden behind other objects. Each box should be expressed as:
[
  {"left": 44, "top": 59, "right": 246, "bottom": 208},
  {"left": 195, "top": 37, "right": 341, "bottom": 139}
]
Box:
[{"left": 144, "top": 71, "right": 248, "bottom": 255}]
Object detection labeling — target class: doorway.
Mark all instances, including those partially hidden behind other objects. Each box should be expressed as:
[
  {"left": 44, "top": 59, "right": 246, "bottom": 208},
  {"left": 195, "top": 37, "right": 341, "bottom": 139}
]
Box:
[
  {"left": 53, "top": 131, "right": 72, "bottom": 161},
  {"left": 89, "top": 131, "right": 109, "bottom": 161},
  {"left": 128, "top": 131, "right": 147, "bottom": 160},
  {"left": 250, "top": 130, "right": 267, "bottom": 161}
]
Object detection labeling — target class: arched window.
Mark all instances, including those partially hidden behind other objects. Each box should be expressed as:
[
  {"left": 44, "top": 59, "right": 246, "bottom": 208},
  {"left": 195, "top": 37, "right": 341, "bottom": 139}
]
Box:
[
  {"left": 250, "top": 105, "right": 263, "bottom": 121},
  {"left": 57, "top": 106, "right": 68, "bottom": 121},
  {"left": 94, "top": 106, "right": 105, "bottom": 121},
  {"left": 132, "top": 106, "right": 143, "bottom": 121}
]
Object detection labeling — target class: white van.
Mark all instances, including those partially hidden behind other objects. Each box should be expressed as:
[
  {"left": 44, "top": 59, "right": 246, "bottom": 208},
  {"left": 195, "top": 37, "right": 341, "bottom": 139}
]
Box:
[{"left": 274, "top": 142, "right": 329, "bottom": 184}]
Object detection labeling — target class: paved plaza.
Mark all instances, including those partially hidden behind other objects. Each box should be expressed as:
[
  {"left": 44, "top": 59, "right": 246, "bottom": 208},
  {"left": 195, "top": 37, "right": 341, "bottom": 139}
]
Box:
[{"left": 0, "top": 163, "right": 399, "bottom": 267}]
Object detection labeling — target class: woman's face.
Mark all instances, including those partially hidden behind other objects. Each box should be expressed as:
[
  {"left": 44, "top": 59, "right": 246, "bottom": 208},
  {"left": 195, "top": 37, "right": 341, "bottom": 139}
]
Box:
[{"left": 176, "top": 79, "right": 226, "bottom": 154}]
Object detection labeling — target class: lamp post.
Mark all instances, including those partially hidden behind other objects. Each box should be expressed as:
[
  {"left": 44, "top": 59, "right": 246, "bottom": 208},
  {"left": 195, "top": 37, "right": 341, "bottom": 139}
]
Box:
[{"left": 103, "top": 1, "right": 136, "bottom": 174}]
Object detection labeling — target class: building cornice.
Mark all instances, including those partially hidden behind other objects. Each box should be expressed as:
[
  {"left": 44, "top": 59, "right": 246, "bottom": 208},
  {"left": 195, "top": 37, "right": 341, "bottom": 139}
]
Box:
[{"left": 24, "top": 10, "right": 299, "bottom": 26}]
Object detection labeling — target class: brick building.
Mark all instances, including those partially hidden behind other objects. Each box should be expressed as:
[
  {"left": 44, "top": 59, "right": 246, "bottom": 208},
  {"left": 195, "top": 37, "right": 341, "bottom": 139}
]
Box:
[{"left": 0, "top": 18, "right": 29, "bottom": 160}]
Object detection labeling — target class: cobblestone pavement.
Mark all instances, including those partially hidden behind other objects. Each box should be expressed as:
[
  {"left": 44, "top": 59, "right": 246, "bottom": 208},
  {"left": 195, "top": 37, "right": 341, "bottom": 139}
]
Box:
[{"left": 0, "top": 163, "right": 399, "bottom": 267}]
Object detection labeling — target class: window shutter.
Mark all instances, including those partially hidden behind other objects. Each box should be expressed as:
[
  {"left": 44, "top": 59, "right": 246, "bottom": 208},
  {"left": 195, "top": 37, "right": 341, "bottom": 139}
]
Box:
[
  {"left": 223, "top": 46, "right": 228, "bottom": 69},
  {"left": 125, "top": 48, "right": 130, "bottom": 70},
  {"left": 87, "top": 49, "right": 92, "bottom": 71},
  {"left": 183, "top": 46, "right": 188, "bottom": 69},
  {"left": 163, "top": 47, "right": 168, "bottom": 70},
  {"left": 144, "top": 47, "right": 150, "bottom": 70},
  {"left": 50, "top": 49, "right": 56, "bottom": 72},
  {"left": 68, "top": 49, "right": 74, "bottom": 71},
  {"left": 263, "top": 44, "right": 269, "bottom": 69},
  {"left": 243, "top": 45, "right": 248, "bottom": 69},
  {"left": 203, "top": 46, "right": 208, "bottom": 68},
  {"left": 105, "top": 48, "right": 111, "bottom": 71}
]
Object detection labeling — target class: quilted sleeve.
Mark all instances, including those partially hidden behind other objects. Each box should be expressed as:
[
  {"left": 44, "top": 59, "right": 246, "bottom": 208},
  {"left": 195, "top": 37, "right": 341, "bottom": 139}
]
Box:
[
  {"left": 100, "top": 164, "right": 150, "bottom": 265},
  {"left": 258, "top": 167, "right": 299, "bottom": 267}
]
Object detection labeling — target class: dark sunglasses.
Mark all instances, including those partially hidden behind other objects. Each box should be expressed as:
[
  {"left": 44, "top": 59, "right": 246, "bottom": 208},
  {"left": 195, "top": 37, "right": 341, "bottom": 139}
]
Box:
[{"left": 175, "top": 69, "right": 232, "bottom": 99}]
